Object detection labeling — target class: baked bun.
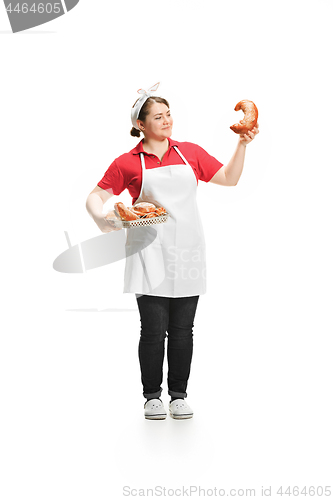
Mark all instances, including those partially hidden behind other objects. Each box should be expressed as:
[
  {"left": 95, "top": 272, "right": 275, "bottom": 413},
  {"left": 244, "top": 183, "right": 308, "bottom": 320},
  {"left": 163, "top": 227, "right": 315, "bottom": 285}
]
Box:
[
  {"left": 133, "top": 202, "right": 156, "bottom": 214},
  {"left": 230, "top": 100, "right": 258, "bottom": 134}
]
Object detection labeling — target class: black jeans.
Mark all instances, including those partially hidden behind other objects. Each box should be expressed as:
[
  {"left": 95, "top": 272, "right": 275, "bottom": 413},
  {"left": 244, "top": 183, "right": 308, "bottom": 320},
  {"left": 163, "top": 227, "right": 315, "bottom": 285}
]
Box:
[{"left": 136, "top": 294, "right": 200, "bottom": 400}]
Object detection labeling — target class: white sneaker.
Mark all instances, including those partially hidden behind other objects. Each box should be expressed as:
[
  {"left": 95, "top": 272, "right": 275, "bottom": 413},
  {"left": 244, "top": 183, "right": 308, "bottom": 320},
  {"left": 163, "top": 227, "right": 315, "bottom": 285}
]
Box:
[
  {"left": 144, "top": 399, "right": 167, "bottom": 420},
  {"left": 169, "top": 399, "right": 193, "bottom": 419}
]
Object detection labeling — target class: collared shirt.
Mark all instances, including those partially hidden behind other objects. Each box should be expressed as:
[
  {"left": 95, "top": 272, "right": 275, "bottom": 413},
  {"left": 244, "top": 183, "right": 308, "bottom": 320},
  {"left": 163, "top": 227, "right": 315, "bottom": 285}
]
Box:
[{"left": 98, "top": 138, "right": 223, "bottom": 204}]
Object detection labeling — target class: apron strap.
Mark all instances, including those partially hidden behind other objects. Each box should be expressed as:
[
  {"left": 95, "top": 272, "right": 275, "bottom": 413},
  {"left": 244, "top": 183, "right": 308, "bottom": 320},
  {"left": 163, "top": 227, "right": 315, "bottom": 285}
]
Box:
[
  {"left": 138, "top": 153, "right": 146, "bottom": 201},
  {"left": 173, "top": 146, "right": 190, "bottom": 166}
]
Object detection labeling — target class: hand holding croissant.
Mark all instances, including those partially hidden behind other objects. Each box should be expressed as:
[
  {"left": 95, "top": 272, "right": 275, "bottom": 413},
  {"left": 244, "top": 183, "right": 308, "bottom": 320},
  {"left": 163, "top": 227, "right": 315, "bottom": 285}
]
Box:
[
  {"left": 230, "top": 99, "right": 259, "bottom": 145},
  {"left": 239, "top": 124, "right": 259, "bottom": 145}
]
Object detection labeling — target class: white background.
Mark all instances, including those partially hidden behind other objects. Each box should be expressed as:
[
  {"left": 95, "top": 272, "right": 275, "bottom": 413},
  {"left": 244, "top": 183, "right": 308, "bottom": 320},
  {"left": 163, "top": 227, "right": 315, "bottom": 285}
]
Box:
[{"left": 1, "top": 0, "right": 332, "bottom": 498}]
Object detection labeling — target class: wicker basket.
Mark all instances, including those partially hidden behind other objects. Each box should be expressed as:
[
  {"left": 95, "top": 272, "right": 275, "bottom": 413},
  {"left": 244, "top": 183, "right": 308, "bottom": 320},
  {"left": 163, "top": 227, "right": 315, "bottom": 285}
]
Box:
[{"left": 121, "top": 213, "right": 169, "bottom": 228}]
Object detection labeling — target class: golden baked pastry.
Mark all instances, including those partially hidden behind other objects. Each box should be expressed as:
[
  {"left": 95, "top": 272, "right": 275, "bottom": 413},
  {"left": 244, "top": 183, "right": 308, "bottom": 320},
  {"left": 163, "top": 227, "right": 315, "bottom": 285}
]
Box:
[
  {"left": 230, "top": 100, "right": 258, "bottom": 134},
  {"left": 132, "top": 202, "right": 157, "bottom": 214},
  {"left": 114, "top": 202, "right": 138, "bottom": 221}
]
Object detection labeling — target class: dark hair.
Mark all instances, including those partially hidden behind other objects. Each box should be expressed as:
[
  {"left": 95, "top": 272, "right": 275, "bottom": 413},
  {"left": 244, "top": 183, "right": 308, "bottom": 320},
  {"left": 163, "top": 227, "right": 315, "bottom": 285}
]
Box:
[{"left": 130, "top": 96, "right": 170, "bottom": 137}]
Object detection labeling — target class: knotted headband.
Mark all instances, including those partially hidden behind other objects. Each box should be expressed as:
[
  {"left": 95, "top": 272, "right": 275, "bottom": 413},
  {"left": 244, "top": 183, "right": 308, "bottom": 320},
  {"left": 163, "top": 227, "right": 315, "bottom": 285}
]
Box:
[{"left": 131, "top": 82, "right": 160, "bottom": 130}]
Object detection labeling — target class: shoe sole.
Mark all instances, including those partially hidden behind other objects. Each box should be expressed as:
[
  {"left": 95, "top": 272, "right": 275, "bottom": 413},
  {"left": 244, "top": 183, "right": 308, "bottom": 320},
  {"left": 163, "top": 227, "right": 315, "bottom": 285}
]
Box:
[
  {"left": 169, "top": 412, "right": 193, "bottom": 420},
  {"left": 145, "top": 414, "right": 167, "bottom": 420}
]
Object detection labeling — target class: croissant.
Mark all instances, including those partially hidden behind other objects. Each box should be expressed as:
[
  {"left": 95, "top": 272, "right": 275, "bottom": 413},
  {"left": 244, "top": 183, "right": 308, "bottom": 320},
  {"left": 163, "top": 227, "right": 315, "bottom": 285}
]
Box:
[
  {"left": 114, "top": 202, "right": 138, "bottom": 221},
  {"left": 230, "top": 100, "right": 258, "bottom": 134}
]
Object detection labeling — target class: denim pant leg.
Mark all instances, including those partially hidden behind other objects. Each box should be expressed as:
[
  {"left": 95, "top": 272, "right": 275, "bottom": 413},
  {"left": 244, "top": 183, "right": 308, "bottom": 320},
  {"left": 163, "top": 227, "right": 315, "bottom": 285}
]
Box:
[
  {"left": 167, "top": 296, "right": 200, "bottom": 399},
  {"left": 136, "top": 295, "right": 169, "bottom": 399}
]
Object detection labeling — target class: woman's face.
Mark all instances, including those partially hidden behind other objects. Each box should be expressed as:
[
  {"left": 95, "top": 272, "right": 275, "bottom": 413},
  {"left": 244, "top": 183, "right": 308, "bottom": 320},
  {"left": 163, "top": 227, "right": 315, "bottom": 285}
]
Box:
[{"left": 138, "top": 102, "right": 173, "bottom": 141}]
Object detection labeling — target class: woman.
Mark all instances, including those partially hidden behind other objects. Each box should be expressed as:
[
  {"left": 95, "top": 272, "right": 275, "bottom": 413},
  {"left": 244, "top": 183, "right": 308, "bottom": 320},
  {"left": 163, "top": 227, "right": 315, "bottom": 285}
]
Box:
[{"left": 86, "top": 83, "right": 259, "bottom": 420}]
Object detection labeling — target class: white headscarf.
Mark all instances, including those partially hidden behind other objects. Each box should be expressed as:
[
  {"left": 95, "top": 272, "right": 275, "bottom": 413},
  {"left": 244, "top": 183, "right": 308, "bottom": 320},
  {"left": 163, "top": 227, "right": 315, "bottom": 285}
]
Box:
[{"left": 131, "top": 82, "right": 160, "bottom": 130}]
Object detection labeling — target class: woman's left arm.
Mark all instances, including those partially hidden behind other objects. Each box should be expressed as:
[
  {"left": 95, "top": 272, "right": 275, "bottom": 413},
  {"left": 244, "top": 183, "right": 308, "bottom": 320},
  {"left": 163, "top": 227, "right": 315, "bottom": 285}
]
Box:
[{"left": 209, "top": 124, "right": 259, "bottom": 186}]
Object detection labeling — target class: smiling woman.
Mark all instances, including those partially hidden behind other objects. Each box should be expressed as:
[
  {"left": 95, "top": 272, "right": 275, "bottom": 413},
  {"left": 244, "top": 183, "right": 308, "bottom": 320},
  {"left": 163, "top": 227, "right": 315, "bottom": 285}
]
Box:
[
  {"left": 130, "top": 96, "right": 172, "bottom": 140},
  {"left": 85, "top": 82, "right": 259, "bottom": 421}
]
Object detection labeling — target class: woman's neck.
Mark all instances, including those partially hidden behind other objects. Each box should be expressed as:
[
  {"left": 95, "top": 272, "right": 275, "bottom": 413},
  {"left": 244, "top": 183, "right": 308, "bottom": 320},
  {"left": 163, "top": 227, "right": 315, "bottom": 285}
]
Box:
[{"left": 142, "top": 137, "right": 170, "bottom": 161}]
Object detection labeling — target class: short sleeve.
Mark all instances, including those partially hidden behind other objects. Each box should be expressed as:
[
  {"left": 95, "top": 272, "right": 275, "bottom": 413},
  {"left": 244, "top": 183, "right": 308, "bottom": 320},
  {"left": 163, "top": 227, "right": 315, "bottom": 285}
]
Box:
[
  {"left": 97, "top": 160, "right": 126, "bottom": 196},
  {"left": 193, "top": 144, "right": 223, "bottom": 182}
]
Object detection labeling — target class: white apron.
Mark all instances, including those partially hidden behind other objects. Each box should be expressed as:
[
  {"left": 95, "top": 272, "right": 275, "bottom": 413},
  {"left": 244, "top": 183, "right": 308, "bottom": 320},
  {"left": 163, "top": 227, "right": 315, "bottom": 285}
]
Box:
[{"left": 124, "top": 146, "right": 206, "bottom": 297}]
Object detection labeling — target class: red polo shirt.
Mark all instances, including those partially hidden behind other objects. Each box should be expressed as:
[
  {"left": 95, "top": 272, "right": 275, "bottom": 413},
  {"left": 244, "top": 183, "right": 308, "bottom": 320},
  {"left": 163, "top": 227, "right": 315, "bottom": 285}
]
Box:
[{"left": 98, "top": 138, "right": 223, "bottom": 204}]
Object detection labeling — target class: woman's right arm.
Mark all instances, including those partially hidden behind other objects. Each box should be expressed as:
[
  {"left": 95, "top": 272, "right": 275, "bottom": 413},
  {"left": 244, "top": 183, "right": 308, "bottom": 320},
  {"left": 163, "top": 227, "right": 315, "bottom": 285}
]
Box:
[{"left": 86, "top": 185, "right": 121, "bottom": 233}]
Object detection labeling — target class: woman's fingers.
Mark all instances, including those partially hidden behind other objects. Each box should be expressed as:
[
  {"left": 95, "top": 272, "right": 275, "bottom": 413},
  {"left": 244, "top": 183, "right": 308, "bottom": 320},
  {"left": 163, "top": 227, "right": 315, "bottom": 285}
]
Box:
[
  {"left": 239, "top": 125, "right": 259, "bottom": 144},
  {"left": 104, "top": 218, "right": 123, "bottom": 232}
]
